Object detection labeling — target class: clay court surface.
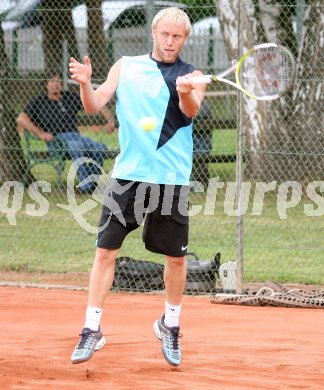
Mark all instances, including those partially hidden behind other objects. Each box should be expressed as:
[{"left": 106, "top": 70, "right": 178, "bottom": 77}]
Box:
[{"left": 1, "top": 286, "right": 323, "bottom": 389}]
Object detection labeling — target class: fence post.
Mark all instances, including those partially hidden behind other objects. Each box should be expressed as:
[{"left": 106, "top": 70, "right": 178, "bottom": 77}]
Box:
[
  {"left": 12, "top": 29, "right": 18, "bottom": 76},
  {"left": 107, "top": 27, "right": 114, "bottom": 65},
  {"left": 235, "top": 0, "right": 244, "bottom": 295},
  {"left": 207, "top": 25, "right": 214, "bottom": 71},
  {"left": 145, "top": 0, "right": 154, "bottom": 52},
  {"left": 62, "top": 39, "right": 68, "bottom": 91}
]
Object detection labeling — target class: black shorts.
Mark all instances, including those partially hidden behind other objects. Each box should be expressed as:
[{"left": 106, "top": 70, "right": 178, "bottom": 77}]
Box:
[{"left": 97, "top": 179, "right": 190, "bottom": 257}]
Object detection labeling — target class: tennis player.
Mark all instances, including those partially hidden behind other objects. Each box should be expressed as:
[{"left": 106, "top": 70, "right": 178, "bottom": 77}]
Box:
[{"left": 69, "top": 7, "right": 205, "bottom": 367}]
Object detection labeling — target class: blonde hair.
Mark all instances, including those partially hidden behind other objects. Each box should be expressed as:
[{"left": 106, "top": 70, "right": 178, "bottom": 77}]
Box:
[{"left": 152, "top": 7, "right": 192, "bottom": 37}]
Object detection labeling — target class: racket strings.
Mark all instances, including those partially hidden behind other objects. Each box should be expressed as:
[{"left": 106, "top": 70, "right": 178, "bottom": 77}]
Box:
[{"left": 240, "top": 46, "right": 294, "bottom": 98}]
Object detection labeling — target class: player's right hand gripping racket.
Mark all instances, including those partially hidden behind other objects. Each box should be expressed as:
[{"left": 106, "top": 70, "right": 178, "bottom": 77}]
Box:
[{"left": 190, "top": 43, "right": 296, "bottom": 100}]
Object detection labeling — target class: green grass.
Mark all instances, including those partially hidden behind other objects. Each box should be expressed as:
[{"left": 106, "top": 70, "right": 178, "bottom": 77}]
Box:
[
  {"left": 212, "top": 129, "right": 236, "bottom": 154},
  {"left": 1, "top": 186, "right": 323, "bottom": 285},
  {"left": 21, "top": 127, "right": 236, "bottom": 154},
  {"left": 5, "top": 128, "right": 322, "bottom": 286}
]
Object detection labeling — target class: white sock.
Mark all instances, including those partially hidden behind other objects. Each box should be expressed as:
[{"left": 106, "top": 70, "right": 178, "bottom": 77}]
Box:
[
  {"left": 164, "top": 301, "right": 182, "bottom": 328},
  {"left": 84, "top": 306, "right": 103, "bottom": 331}
]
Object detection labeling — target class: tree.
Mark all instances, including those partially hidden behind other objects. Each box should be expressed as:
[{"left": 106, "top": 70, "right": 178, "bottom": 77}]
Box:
[
  {"left": 42, "top": 0, "right": 80, "bottom": 74},
  {"left": 0, "top": 26, "right": 32, "bottom": 184},
  {"left": 214, "top": 0, "right": 323, "bottom": 181},
  {"left": 290, "top": 1, "right": 324, "bottom": 180},
  {"left": 86, "top": 0, "right": 111, "bottom": 82},
  {"left": 43, "top": 0, "right": 110, "bottom": 80}
]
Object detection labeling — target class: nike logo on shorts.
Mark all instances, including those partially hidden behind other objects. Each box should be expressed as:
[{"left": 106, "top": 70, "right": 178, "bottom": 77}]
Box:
[{"left": 181, "top": 245, "right": 188, "bottom": 251}]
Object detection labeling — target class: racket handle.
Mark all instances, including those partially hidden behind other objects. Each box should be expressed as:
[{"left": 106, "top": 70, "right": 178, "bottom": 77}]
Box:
[{"left": 189, "top": 75, "right": 214, "bottom": 85}]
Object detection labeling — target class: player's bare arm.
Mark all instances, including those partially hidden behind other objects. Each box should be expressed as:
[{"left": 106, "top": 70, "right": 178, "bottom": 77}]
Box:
[
  {"left": 69, "top": 56, "right": 121, "bottom": 114},
  {"left": 176, "top": 70, "right": 206, "bottom": 118}
]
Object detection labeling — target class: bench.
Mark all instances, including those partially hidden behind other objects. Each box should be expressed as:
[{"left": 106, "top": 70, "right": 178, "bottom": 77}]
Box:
[
  {"left": 22, "top": 129, "right": 237, "bottom": 188},
  {"left": 22, "top": 130, "right": 119, "bottom": 186},
  {"left": 23, "top": 130, "right": 67, "bottom": 186}
]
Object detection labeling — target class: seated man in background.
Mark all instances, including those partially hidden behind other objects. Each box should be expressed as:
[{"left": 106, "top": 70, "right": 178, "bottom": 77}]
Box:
[{"left": 17, "top": 72, "right": 115, "bottom": 193}]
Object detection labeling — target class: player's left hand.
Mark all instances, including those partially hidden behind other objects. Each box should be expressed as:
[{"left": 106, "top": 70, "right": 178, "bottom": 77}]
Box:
[{"left": 69, "top": 56, "right": 92, "bottom": 85}]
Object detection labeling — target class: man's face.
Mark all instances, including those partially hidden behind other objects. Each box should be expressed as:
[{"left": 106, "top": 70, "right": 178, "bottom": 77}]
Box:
[
  {"left": 47, "top": 76, "right": 62, "bottom": 97},
  {"left": 152, "top": 18, "right": 188, "bottom": 63}
]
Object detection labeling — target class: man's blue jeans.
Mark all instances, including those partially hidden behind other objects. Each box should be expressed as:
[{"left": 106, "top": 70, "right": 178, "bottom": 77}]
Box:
[{"left": 48, "top": 131, "right": 108, "bottom": 191}]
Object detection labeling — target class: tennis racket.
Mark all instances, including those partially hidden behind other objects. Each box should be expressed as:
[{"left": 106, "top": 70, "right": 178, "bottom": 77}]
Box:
[{"left": 190, "top": 43, "right": 296, "bottom": 100}]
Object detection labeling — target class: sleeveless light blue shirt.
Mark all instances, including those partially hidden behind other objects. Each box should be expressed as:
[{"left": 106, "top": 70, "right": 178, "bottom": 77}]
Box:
[{"left": 111, "top": 54, "right": 195, "bottom": 185}]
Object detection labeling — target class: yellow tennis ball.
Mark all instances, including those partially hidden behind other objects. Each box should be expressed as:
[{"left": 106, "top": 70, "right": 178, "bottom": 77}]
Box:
[{"left": 139, "top": 116, "right": 157, "bottom": 132}]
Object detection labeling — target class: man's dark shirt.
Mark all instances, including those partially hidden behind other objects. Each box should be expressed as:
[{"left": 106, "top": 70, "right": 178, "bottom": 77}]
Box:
[{"left": 23, "top": 91, "right": 83, "bottom": 136}]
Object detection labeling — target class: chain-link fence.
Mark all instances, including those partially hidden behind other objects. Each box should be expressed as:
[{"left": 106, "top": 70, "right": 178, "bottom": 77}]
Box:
[{"left": 0, "top": 1, "right": 323, "bottom": 294}]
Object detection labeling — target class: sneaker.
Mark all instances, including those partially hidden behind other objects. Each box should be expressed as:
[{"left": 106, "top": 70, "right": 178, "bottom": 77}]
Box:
[
  {"left": 71, "top": 327, "right": 106, "bottom": 364},
  {"left": 153, "top": 314, "right": 182, "bottom": 366}
]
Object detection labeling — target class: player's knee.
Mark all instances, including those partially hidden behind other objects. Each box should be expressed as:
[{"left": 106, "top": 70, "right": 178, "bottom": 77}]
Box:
[
  {"left": 166, "top": 256, "right": 186, "bottom": 269},
  {"left": 95, "top": 247, "right": 118, "bottom": 267}
]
